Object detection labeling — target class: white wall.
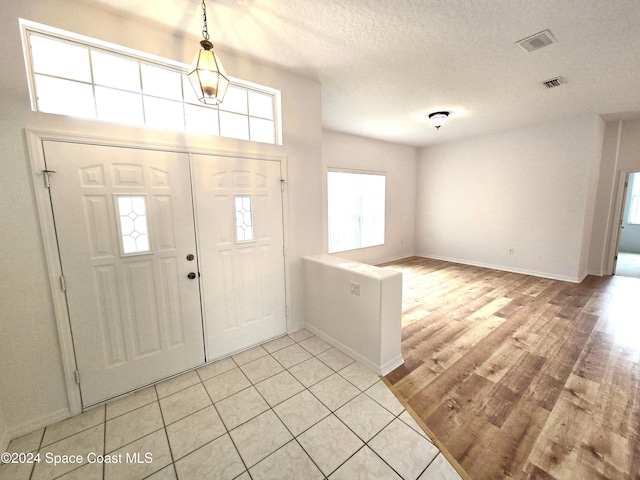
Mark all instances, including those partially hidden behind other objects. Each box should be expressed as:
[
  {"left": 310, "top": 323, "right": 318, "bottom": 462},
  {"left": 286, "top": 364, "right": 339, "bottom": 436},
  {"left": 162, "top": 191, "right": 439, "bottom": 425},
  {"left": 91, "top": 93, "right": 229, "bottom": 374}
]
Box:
[
  {"left": 1, "top": 0, "right": 322, "bottom": 441},
  {"left": 589, "top": 119, "right": 640, "bottom": 272},
  {"left": 321, "top": 130, "right": 417, "bottom": 265},
  {"left": 415, "top": 115, "right": 604, "bottom": 282}
]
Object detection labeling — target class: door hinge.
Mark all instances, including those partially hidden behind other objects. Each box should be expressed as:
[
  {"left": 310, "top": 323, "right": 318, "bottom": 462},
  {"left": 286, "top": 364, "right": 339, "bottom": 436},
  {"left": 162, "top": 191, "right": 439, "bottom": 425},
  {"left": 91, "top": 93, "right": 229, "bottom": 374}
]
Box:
[
  {"left": 280, "top": 179, "right": 285, "bottom": 191},
  {"left": 74, "top": 370, "right": 80, "bottom": 385},
  {"left": 60, "top": 275, "right": 66, "bottom": 291},
  {"left": 42, "top": 169, "right": 56, "bottom": 188}
]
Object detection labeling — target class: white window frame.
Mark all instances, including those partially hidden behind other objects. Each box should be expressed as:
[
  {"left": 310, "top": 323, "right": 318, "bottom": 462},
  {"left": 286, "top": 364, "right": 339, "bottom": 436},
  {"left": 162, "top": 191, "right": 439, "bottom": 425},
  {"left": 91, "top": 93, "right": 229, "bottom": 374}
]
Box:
[
  {"left": 19, "top": 18, "right": 283, "bottom": 145},
  {"left": 327, "top": 168, "right": 386, "bottom": 254}
]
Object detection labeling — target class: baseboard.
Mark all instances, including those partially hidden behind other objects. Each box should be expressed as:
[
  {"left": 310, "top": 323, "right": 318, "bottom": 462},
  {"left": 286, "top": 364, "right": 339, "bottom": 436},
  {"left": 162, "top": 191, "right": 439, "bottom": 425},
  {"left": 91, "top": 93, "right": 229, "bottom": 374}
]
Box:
[
  {"left": 380, "top": 355, "right": 404, "bottom": 376},
  {"left": 416, "top": 253, "right": 583, "bottom": 283},
  {"left": 304, "top": 324, "right": 391, "bottom": 375},
  {"left": 6, "top": 407, "right": 70, "bottom": 444}
]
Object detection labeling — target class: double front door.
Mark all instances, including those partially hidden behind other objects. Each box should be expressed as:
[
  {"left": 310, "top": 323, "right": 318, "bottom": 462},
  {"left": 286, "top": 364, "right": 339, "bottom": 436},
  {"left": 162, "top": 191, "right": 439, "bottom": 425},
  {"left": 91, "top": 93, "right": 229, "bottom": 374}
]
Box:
[{"left": 43, "top": 141, "right": 286, "bottom": 407}]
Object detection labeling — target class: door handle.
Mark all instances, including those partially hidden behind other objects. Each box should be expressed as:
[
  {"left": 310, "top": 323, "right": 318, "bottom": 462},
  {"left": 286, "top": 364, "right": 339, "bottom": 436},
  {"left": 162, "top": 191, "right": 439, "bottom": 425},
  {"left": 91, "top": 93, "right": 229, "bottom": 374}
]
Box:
[{"left": 187, "top": 272, "right": 197, "bottom": 279}]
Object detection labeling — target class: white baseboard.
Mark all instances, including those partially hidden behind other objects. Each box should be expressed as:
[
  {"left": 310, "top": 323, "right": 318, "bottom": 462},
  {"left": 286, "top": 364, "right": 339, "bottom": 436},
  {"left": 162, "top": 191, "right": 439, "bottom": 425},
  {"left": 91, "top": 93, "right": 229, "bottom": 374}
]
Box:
[
  {"left": 6, "top": 408, "right": 70, "bottom": 444},
  {"left": 417, "top": 253, "right": 583, "bottom": 283}
]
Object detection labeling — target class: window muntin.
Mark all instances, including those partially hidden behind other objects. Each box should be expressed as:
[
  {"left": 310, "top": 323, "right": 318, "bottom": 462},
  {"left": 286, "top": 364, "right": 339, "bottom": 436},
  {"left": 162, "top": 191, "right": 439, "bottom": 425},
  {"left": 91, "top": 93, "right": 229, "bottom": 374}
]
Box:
[
  {"left": 327, "top": 170, "right": 386, "bottom": 254},
  {"left": 21, "top": 20, "right": 281, "bottom": 145}
]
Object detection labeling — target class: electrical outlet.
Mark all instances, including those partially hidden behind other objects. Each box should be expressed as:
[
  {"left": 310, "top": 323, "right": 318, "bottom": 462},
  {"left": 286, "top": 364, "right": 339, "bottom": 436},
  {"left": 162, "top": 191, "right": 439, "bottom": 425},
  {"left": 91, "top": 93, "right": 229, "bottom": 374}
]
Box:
[{"left": 350, "top": 281, "right": 360, "bottom": 296}]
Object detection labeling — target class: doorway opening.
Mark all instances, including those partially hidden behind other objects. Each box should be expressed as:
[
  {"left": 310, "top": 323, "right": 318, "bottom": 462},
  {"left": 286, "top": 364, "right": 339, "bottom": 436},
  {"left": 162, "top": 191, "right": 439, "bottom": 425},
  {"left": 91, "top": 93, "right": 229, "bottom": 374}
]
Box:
[{"left": 614, "top": 171, "right": 640, "bottom": 278}]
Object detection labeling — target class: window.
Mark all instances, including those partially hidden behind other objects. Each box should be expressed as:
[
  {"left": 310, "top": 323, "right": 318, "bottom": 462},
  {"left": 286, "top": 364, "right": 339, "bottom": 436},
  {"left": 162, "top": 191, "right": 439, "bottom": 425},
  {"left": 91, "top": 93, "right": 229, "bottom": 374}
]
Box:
[
  {"left": 628, "top": 172, "right": 640, "bottom": 225},
  {"left": 117, "top": 196, "right": 150, "bottom": 254},
  {"left": 20, "top": 19, "right": 281, "bottom": 145},
  {"left": 327, "top": 170, "right": 385, "bottom": 254}
]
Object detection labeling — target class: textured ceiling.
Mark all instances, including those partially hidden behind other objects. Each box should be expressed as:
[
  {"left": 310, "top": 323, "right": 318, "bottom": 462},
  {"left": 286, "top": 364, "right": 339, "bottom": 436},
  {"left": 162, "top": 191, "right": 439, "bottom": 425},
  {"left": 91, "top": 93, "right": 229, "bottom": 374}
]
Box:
[{"left": 77, "top": 0, "right": 640, "bottom": 146}]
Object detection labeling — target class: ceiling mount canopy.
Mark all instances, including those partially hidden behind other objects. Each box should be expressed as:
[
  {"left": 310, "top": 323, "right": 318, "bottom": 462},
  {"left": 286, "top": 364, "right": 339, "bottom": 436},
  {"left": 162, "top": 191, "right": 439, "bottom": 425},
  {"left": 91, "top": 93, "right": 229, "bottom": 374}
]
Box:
[
  {"left": 428, "top": 111, "right": 449, "bottom": 130},
  {"left": 187, "top": 0, "right": 230, "bottom": 105}
]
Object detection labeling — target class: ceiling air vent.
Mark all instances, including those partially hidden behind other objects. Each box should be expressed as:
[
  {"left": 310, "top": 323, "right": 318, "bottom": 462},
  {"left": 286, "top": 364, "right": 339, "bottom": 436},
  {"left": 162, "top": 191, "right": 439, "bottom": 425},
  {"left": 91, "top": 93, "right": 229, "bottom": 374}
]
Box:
[
  {"left": 516, "top": 30, "right": 557, "bottom": 52},
  {"left": 541, "top": 77, "right": 566, "bottom": 89}
]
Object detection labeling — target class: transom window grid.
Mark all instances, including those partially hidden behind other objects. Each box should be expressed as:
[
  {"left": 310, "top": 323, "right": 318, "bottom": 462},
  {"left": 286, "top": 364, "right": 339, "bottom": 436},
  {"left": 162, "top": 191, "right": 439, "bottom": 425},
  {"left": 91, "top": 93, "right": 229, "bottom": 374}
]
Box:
[
  {"left": 627, "top": 172, "right": 640, "bottom": 225},
  {"left": 21, "top": 21, "right": 281, "bottom": 145},
  {"left": 327, "top": 169, "right": 386, "bottom": 254}
]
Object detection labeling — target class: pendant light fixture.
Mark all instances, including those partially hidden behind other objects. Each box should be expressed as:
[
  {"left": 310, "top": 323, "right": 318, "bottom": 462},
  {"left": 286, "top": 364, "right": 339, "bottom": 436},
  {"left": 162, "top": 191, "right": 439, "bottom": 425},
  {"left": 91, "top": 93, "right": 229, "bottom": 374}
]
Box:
[
  {"left": 188, "top": 0, "right": 230, "bottom": 105},
  {"left": 428, "top": 111, "right": 449, "bottom": 130}
]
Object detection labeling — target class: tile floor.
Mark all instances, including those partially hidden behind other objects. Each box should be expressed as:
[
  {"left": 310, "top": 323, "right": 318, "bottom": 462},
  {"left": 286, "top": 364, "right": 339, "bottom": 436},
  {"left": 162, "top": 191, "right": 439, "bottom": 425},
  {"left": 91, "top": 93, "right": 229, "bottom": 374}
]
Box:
[{"left": 1, "top": 329, "right": 462, "bottom": 480}]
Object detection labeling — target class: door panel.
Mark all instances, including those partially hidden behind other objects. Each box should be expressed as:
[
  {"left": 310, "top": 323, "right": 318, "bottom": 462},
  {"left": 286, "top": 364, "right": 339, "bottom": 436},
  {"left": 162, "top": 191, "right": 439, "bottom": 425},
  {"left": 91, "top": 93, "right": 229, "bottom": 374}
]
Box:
[
  {"left": 192, "top": 155, "right": 286, "bottom": 359},
  {"left": 44, "top": 141, "right": 205, "bottom": 406}
]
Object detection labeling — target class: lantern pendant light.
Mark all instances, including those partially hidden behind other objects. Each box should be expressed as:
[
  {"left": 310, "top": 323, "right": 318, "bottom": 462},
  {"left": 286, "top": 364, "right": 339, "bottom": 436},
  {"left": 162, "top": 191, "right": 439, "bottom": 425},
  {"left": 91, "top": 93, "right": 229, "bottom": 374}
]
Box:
[{"left": 188, "top": 0, "right": 230, "bottom": 105}]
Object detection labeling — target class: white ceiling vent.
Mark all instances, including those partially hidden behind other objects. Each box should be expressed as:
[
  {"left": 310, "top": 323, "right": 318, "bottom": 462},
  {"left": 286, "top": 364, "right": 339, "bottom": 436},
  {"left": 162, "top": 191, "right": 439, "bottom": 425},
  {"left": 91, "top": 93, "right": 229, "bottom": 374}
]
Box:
[
  {"left": 516, "top": 30, "right": 557, "bottom": 52},
  {"left": 540, "top": 76, "right": 566, "bottom": 89}
]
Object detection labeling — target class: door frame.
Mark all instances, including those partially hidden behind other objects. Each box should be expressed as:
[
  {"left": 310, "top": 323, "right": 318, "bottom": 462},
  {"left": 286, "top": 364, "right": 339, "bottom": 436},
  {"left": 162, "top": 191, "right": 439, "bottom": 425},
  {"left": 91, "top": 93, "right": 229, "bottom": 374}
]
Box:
[
  {"left": 26, "top": 128, "right": 291, "bottom": 416},
  {"left": 608, "top": 169, "right": 634, "bottom": 275}
]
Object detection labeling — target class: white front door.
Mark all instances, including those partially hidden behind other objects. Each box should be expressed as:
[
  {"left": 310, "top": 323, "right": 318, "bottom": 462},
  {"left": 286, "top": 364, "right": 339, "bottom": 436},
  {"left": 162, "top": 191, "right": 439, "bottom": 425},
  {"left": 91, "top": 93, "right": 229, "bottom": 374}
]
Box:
[
  {"left": 44, "top": 141, "right": 205, "bottom": 406},
  {"left": 192, "top": 155, "right": 286, "bottom": 359}
]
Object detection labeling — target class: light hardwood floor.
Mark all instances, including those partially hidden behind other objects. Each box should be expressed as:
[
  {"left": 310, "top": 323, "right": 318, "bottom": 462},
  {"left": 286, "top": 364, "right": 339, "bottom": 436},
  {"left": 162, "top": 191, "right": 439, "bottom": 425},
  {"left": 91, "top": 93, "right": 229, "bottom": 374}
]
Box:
[{"left": 381, "top": 257, "right": 640, "bottom": 480}]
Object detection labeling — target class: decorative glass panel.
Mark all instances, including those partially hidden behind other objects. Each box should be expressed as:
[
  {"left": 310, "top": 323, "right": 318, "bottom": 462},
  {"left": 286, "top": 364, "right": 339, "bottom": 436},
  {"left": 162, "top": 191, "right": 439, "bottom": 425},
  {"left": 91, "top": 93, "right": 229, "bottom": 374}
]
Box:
[
  {"left": 117, "top": 196, "right": 150, "bottom": 254},
  {"left": 234, "top": 196, "right": 254, "bottom": 242}
]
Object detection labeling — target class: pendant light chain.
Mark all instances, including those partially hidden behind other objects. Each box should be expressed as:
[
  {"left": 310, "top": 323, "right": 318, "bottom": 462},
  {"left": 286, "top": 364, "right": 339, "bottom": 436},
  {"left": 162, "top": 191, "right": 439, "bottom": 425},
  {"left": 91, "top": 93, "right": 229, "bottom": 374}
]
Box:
[{"left": 201, "top": 0, "right": 210, "bottom": 41}]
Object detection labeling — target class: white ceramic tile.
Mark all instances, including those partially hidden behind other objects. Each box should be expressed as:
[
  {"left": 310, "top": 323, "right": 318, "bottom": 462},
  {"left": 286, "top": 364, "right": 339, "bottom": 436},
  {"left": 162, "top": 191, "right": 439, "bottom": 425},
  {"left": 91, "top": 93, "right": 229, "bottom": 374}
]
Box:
[
  {"left": 146, "top": 464, "right": 178, "bottom": 480},
  {"left": 419, "top": 453, "right": 463, "bottom": 480},
  {"left": 297, "top": 415, "right": 364, "bottom": 476},
  {"left": 399, "top": 411, "right": 431, "bottom": 441},
  {"left": 104, "top": 429, "right": 172, "bottom": 480},
  {"left": 338, "top": 362, "right": 380, "bottom": 391},
  {"left": 105, "top": 401, "right": 164, "bottom": 453},
  {"left": 271, "top": 344, "right": 313, "bottom": 369},
  {"left": 159, "top": 383, "right": 212, "bottom": 425},
  {"left": 298, "top": 336, "right": 333, "bottom": 356},
  {"left": 166, "top": 405, "right": 226, "bottom": 460},
  {"left": 262, "top": 335, "right": 295, "bottom": 353},
  {"left": 335, "top": 393, "right": 395, "bottom": 441},
  {"left": 288, "top": 357, "right": 333, "bottom": 387},
  {"left": 174, "top": 435, "right": 245, "bottom": 480},
  {"left": 273, "top": 390, "right": 330, "bottom": 436},
  {"left": 196, "top": 357, "right": 237, "bottom": 382},
  {"left": 369, "top": 419, "right": 439, "bottom": 480},
  {"left": 155, "top": 370, "right": 201, "bottom": 399},
  {"left": 56, "top": 461, "right": 103, "bottom": 480},
  {"left": 230, "top": 410, "right": 293, "bottom": 468},
  {"left": 254, "top": 371, "right": 305, "bottom": 407},
  {"left": 309, "top": 373, "right": 360, "bottom": 411},
  {"left": 287, "top": 329, "right": 313, "bottom": 342},
  {"left": 33, "top": 424, "right": 104, "bottom": 480},
  {"left": 5, "top": 428, "right": 43, "bottom": 453},
  {"left": 215, "top": 387, "right": 269, "bottom": 430},
  {"left": 250, "top": 440, "right": 323, "bottom": 480},
  {"left": 41, "top": 405, "right": 105, "bottom": 447},
  {"left": 366, "top": 381, "right": 405, "bottom": 415},
  {"left": 240, "top": 355, "right": 284, "bottom": 384},
  {"left": 106, "top": 386, "right": 157, "bottom": 420},
  {"left": 232, "top": 345, "right": 268, "bottom": 366},
  {"left": 317, "top": 348, "right": 355, "bottom": 371},
  {"left": 329, "top": 446, "right": 402, "bottom": 480},
  {"left": 203, "top": 367, "right": 252, "bottom": 402}
]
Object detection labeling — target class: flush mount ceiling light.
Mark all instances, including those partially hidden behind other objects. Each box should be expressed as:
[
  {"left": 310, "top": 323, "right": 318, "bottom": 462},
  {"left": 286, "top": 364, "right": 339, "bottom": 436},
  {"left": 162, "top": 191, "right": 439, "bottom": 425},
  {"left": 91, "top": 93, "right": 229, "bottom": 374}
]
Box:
[
  {"left": 428, "top": 111, "right": 449, "bottom": 130},
  {"left": 187, "top": 0, "right": 230, "bottom": 105}
]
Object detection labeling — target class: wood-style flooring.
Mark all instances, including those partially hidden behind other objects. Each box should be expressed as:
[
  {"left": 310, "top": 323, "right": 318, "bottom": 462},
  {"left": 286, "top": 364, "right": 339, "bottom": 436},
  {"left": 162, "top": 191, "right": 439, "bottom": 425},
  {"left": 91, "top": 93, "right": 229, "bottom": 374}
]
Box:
[{"left": 381, "top": 257, "right": 640, "bottom": 480}]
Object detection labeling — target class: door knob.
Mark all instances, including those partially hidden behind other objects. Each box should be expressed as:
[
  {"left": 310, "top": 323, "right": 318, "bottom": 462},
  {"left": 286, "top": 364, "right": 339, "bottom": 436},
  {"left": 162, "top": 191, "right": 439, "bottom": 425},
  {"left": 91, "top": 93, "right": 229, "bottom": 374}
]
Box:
[{"left": 187, "top": 272, "right": 197, "bottom": 279}]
